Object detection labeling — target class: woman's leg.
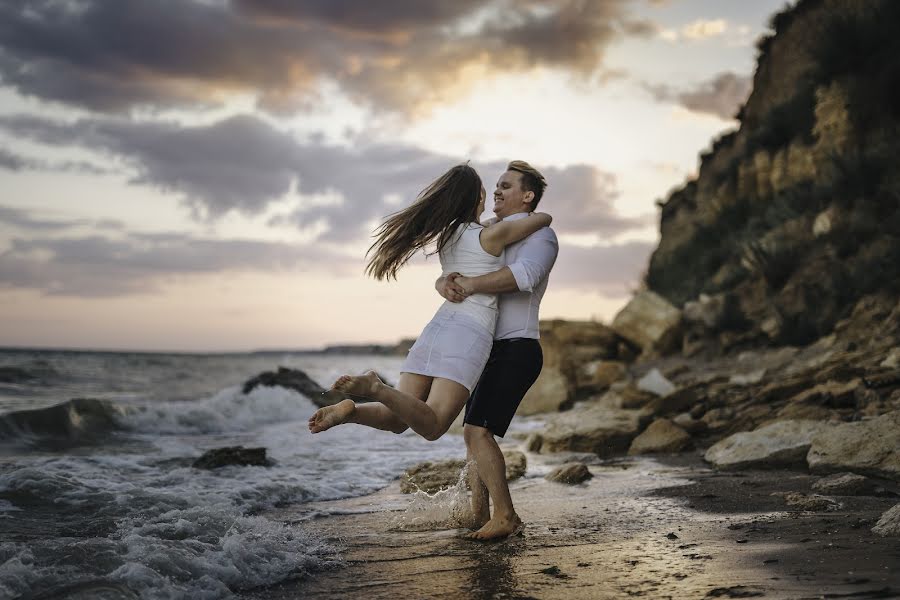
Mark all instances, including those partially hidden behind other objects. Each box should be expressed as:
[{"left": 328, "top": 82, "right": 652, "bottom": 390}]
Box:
[
  {"left": 333, "top": 371, "right": 470, "bottom": 441},
  {"left": 308, "top": 373, "right": 431, "bottom": 434}
]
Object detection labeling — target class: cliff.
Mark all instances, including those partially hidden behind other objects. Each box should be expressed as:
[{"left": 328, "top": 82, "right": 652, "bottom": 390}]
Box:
[{"left": 646, "top": 0, "right": 900, "bottom": 350}]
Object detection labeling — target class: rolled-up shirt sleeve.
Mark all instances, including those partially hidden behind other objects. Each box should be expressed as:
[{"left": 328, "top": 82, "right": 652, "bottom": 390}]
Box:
[{"left": 507, "top": 229, "right": 559, "bottom": 292}]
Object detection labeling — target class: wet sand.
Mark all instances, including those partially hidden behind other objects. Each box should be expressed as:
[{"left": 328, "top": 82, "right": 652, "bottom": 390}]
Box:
[{"left": 247, "top": 454, "right": 900, "bottom": 599}]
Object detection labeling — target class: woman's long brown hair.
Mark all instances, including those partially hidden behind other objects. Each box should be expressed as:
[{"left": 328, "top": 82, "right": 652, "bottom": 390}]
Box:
[{"left": 365, "top": 164, "right": 483, "bottom": 280}]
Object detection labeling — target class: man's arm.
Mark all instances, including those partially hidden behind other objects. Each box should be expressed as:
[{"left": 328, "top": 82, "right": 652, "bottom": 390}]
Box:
[
  {"left": 435, "top": 272, "right": 467, "bottom": 303},
  {"left": 459, "top": 229, "right": 559, "bottom": 295}
]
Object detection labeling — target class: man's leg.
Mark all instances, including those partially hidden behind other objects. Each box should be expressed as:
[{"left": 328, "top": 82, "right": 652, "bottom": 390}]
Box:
[
  {"left": 465, "top": 428, "right": 490, "bottom": 528},
  {"left": 464, "top": 424, "right": 520, "bottom": 539}
]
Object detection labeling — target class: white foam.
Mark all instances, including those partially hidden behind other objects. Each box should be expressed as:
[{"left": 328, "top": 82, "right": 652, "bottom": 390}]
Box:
[
  {"left": 119, "top": 385, "right": 316, "bottom": 435},
  {"left": 391, "top": 462, "right": 477, "bottom": 531}
]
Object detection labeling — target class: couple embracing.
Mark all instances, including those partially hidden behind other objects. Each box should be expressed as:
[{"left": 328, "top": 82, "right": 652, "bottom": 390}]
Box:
[{"left": 309, "top": 160, "right": 558, "bottom": 541}]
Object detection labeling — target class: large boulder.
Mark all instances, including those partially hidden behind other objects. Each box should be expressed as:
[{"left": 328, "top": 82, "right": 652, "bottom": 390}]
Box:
[
  {"left": 546, "top": 463, "right": 592, "bottom": 485},
  {"left": 518, "top": 367, "right": 572, "bottom": 415},
  {"left": 807, "top": 411, "right": 900, "bottom": 480},
  {"left": 612, "top": 291, "right": 682, "bottom": 354},
  {"left": 540, "top": 403, "right": 652, "bottom": 457},
  {"left": 705, "top": 420, "right": 831, "bottom": 470},
  {"left": 242, "top": 367, "right": 344, "bottom": 407},
  {"left": 628, "top": 418, "right": 692, "bottom": 455},
  {"left": 576, "top": 360, "right": 627, "bottom": 394},
  {"left": 872, "top": 504, "right": 900, "bottom": 537}
]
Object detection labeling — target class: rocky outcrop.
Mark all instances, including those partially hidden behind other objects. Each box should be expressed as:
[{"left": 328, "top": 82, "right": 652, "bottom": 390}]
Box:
[
  {"left": 811, "top": 473, "right": 874, "bottom": 496},
  {"left": 872, "top": 504, "right": 900, "bottom": 536},
  {"left": 611, "top": 291, "right": 682, "bottom": 355},
  {"left": 628, "top": 418, "right": 692, "bottom": 455},
  {"left": 705, "top": 420, "right": 830, "bottom": 470},
  {"left": 645, "top": 0, "right": 900, "bottom": 347},
  {"left": 546, "top": 463, "right": 592, "bottom": 485},
  {"left": 243, "top": 367, "right": 345, "bottom": 407},
  {"left": 520, "top": 320, "right": 634, "bottom": 414},
  {"left": 540, "top": 401, "right": 651, "bottom": 457},
  {"left": 192, "top": 446, "right": 273, "bottom": 469},
  {"left": 806, "top": 411, "right": 900, "bottom": 480}
]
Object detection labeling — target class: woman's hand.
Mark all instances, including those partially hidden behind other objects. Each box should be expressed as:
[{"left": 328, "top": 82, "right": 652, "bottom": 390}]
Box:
[{"left": 436, "top": 272, "right": 468, "bottom": 303}]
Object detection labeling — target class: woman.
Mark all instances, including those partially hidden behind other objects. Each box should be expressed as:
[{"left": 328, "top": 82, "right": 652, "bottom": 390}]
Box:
[{"left": 308, "top": 164, "right": 551, "bottom": 442}]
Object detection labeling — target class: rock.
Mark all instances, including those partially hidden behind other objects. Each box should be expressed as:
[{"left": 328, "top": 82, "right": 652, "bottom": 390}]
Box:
[
  {"left": 729, "top": 369, "right": 766, "bottom": 386},
  {"left": 518, "top": 367, "right": 572, "bottom": 415},
  {"left": 636, "top": 368, "right": 676, "bottom": 397},
  {"left": 882, "top": 348, "right": 900, "bottom": 369},
  {"left": 612, "top": 291, "right": 682, "bottom": 354},
  {"left": 781, "top": 492, "right": 840, "bottom": 512},
  {"left": 546, "top": 463, "right": 592, "bottom": 484},
  {"left": 645, "top": 383, "right": 704, "bottom": 416},
  {"left": 0, "top": 366, "right": 36, "bottom": 383},
  {"left": 401, "top": 459, "right": 467, "bottom": 494},
  {"left": 705, "top": 420, "right": 831, "bottom": 470},
  {"left": 192, "top": 446, "right": 273, "bottom": 469},
  {"left": 400, "top": 453, "right": 526, "bottom": 494},
  {"left": 609, "top": 383, "right": 657, "bottom": 409},
  {"left": 683, "top": 293, "right": 727, "bottom": 329},
  {"left": 673, "top": 412, "right": 708, "bottom": 434},
  {"left": 811, "top": 473, "right": 875, "bottom": 496},
  {"left": 541, "top": 403, "right": 652, "bottom": 457},
  {"left": 784, "top": 379, "right": 861, "bottom": 409},
  {"left": 242, "top": 367, "right": 344, "bottom": 407},
  {"left": 872, "top": 504, "right": 900, "bottom": 536},
  {"left": 807, "top": 411, "right": 900, "bottom": 480},
  {"left": 524, "top": 433, "right": 543, "bottom": 453},
  {"left": 628, "top": 418, "right": 692, "bottom": 455},
  {"left": 503, "top": 450, "right": 527, "bottom": 481},
  {"left": 577, "top": 360, "right": 627, "bottom": 393}
]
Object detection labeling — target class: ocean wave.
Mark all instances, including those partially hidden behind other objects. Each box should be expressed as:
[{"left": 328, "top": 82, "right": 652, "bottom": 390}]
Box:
[{"left": 119, "top": 385, "right": 315, "bottom": 435}]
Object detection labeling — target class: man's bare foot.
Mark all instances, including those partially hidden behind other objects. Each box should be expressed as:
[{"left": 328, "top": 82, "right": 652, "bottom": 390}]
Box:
[
  {"left": 331, "top": 370, "right": 383, "bottom": 399},
  {"left": 464, "top": 514, "right": 523, "bottom": 541},
  {"left": 308, "top": 399, "right": 356, "bottom": 434}
]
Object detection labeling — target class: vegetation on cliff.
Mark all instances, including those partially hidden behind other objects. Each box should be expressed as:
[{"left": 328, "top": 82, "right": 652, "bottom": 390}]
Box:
[{"left": 647, "top": 0, "right": 900, "bottom": 347}]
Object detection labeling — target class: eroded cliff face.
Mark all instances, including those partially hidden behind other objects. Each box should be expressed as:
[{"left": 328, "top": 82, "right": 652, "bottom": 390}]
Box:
[{"left": 647, "top": 0, "right": 900, "bottom": 351}]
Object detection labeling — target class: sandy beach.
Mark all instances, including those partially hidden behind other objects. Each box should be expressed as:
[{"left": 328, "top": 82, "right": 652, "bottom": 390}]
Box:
[{"left": 247, "top": 452, "right": 900, "bottom": 599}]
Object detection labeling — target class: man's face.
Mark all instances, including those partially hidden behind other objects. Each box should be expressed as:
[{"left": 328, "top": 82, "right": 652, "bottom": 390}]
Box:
[{"left": 492, "top": 170, "right": 531, "bottom": 219}]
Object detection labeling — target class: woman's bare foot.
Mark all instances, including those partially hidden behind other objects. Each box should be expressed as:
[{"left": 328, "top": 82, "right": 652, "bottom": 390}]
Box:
[
  {"left": 308, "top": 399, "right": 356, "bottom": 434},
  {"left": 331, "top": 371, "right": 383, "bottom": 399},
  {"left": 464, "top": 514, "right": 524, "bottom": 541}
]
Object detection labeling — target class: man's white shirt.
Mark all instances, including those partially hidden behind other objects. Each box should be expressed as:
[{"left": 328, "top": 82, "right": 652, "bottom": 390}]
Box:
[{"left": 492, "top": 212, "right": 559, "bottom": 340}]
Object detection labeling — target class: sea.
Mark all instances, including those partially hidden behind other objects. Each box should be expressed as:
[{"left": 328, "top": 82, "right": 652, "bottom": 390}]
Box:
[{"left": 0, "top": 349, "right": 465, "bottom": 599}]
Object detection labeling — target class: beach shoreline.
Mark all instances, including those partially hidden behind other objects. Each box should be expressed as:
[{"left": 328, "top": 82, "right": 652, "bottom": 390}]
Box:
[{"left": 247, "top": 453, "right": 900, "bottom": 599}]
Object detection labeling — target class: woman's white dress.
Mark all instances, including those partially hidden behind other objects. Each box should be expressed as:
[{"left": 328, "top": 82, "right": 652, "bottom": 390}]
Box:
[{"left": 400, "top": 223, "right": 504, "bottom": 391}]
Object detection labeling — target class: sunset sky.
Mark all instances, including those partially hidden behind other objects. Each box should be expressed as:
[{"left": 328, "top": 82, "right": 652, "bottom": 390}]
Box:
[{"left": 0, "top": 0, "right": 787, "bottom": 351}]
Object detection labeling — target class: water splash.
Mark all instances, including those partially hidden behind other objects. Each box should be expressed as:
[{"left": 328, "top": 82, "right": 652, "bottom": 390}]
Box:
[{"left": 390, "top": 461, "right": 478, "bottom": 531}]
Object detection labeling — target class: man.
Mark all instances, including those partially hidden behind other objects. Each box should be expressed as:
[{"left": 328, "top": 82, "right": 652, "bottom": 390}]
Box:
[{"left": 436, "top": 160, "right": 558, "bottom": 540}]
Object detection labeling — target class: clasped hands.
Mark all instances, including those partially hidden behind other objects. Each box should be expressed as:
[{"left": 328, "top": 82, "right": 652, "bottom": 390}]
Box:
[{"left": 436, "top": 272, "right": 473, "bottom": 303}]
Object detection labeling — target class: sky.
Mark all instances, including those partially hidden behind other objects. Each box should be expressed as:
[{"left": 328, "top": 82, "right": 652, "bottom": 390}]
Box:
[{"left": 0, "top": 0, "right": 788, "bottom": 352}]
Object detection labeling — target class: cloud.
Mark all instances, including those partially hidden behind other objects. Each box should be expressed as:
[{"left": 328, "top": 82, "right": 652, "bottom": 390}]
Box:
[
  {"left": 0, "top": 231, "right": 354, "bottom": 297},
  {"left": 659, "top": 18, "right": 748, "bottom": 43},
  {"left": 0, "top": 0, "right": 649, "bottom": 116},
  {"left": 643, "top": 71, "right": 752, "bottom": 120},
  {"left": 0, "top": 113, "right": 647, "bottom": 241},
  {"left": 552, "top": 240, "right": 656, "bottom": 296}
]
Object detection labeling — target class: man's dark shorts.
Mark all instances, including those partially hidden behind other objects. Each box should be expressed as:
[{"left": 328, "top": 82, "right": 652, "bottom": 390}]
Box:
[{"left": 463, "top": 338, "right": 543, "bottom": 437}]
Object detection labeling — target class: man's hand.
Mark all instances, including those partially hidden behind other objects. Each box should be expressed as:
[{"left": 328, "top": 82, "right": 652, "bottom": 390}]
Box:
[{"left": 436, "top": 272, "right": 468, "bottom": 303}]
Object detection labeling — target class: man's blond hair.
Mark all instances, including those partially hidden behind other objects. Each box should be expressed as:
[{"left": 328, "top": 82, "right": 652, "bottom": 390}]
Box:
[{"left": 507, "top": 160, "right": 547, "bottom": 208}]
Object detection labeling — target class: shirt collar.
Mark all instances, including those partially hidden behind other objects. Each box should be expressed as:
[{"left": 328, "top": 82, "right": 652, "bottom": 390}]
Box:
[{"left": 498, "top": 211, "right": 530, "bottom": 222}]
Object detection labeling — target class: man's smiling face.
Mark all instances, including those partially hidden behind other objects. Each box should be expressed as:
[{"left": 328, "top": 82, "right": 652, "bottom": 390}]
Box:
[{"left": 492, "top": 170, "right": 532, "bottom": 219}]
